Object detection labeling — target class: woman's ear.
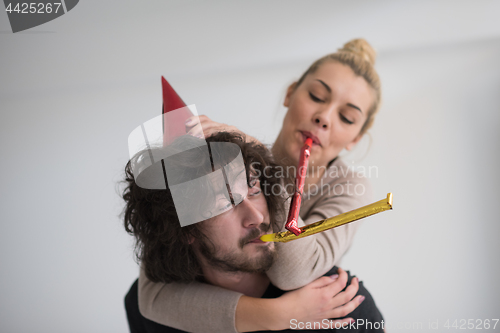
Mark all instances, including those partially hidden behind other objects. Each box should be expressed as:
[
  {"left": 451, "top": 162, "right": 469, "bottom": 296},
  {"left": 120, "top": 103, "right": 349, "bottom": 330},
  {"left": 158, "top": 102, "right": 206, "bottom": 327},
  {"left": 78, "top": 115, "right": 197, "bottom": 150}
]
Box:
[
  {"left": 345, "top": 134, "right": 363, "bottom": 151},
  {"left": 284, "top": 82, "right": 297, "bottom": 107}
]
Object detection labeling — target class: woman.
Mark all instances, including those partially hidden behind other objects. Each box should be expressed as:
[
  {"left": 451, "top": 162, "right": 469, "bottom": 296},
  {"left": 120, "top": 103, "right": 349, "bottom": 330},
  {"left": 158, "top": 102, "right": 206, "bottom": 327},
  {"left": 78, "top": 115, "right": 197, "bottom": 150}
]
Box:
[{"left": 138, "top": 38, "right": 382, "bottom": 332}]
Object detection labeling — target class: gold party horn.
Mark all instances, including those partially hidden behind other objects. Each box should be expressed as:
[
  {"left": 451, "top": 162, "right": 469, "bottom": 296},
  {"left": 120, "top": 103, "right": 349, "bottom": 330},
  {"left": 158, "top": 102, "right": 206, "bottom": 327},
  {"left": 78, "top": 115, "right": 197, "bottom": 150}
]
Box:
[{"left": 261, "top": 193, "right": 393, "bottom": 243}]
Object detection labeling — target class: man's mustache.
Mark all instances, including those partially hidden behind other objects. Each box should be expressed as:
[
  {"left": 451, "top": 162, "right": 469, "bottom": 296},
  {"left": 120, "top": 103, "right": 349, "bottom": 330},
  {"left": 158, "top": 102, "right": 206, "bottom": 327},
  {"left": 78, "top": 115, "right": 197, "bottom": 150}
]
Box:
[{"left": 239, "top": 222, "right": 271, "bottom": 248}]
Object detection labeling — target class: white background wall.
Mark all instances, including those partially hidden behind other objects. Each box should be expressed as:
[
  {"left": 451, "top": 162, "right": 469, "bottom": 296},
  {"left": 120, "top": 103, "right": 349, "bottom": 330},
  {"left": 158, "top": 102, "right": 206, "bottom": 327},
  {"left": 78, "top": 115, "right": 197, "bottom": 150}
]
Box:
[{"left": 1, "top": 1, "right": 499, "bottom": 332}]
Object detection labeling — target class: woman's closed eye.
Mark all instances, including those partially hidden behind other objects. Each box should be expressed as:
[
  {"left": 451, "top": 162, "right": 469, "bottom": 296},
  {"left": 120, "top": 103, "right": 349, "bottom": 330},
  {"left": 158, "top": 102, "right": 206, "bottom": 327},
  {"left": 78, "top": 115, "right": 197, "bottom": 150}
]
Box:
[
  {"left": 309, "top": 92, "right": 325, "bottom": 103},
  {"left": 340, "top": 113, "right": 354, "bottom": 125}
]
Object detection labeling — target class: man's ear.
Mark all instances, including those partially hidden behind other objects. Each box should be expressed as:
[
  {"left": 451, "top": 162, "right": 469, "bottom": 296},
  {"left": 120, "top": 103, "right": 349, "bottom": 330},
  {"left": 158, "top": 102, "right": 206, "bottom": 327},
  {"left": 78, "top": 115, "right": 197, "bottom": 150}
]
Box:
[
  {"left": 284, "top": 82, "right": 297, "bottom": 108},
  {"left": 345, "top": 134, "right": 363, "bottom": 151}
]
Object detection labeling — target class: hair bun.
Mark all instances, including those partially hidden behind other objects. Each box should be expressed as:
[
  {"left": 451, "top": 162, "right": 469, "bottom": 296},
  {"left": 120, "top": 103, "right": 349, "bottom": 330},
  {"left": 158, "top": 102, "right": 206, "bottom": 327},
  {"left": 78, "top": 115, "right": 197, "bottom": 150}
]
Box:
[{"left": 340, "top": 38, "right": 377, "bottom": 65}]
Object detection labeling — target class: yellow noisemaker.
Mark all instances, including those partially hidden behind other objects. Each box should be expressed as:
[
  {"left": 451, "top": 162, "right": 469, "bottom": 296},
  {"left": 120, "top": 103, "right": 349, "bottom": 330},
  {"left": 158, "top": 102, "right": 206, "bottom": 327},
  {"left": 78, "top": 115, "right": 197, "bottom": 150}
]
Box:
[{"left": 260, "top": 193, "right": 393, "bottom": 243}]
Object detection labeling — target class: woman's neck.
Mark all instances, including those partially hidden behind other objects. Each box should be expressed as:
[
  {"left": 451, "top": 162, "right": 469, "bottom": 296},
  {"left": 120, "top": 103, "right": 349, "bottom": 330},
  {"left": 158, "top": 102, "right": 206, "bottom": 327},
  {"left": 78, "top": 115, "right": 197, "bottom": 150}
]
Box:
[{"left": 304, "top": 166, "right": 326, "bottom": 191}]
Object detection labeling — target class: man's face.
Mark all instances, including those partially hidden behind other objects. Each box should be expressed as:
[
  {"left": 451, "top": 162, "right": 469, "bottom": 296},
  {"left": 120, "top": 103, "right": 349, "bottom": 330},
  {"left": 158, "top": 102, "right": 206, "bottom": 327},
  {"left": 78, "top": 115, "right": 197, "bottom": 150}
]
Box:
[{"left": 196, "top": 177, "right": 276, "bottom": 273}]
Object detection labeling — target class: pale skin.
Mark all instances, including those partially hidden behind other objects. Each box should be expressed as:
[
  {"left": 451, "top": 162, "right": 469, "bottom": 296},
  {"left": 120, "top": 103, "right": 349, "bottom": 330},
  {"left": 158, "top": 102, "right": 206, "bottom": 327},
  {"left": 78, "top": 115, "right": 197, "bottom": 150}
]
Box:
[
  {"left": 184, "top": 61, "right": 376, "bottom": 331},
  {"left": 193, "top": 178, "right": 363, "bottom": 331},
  {"left": 186, "top": 61, "right": 373, "bottom": 189}
]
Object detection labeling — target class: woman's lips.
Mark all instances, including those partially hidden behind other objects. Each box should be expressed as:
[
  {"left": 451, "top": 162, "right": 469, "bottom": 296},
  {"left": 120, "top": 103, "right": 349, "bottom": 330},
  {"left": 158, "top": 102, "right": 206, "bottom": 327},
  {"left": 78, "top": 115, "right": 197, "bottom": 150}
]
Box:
[{"left": 300, "top": 131, "right": 321, "bottom": 146}]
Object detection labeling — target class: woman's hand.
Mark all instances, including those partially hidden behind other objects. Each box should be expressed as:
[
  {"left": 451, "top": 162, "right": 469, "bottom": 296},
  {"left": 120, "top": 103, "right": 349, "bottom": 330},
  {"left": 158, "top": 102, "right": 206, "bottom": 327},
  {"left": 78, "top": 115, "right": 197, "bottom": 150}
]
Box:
[
  {"left": 235, "top": 268, "right": 364, "bottom": 332},
  {"left": 185, "top": 115, "right": 260, "bottom": 144},
  {"left": 274, "top": 267, "right": 363, "bottom": 330},
  {"left": 185, "top": 115, "right": 240, "bottom": 139}
]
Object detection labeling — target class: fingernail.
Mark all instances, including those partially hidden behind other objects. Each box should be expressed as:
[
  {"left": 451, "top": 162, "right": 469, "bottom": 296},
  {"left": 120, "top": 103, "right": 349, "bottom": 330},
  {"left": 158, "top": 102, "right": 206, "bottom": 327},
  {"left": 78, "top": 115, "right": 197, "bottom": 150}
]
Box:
[
  {"left": 185, "top": 118, "right": 192, "bottom": 125},
  {"left": 359, "top": 296, "right": 365, "bottom": 303},
  {"left": 329, "top": 274, "right": 339, "bottom": 280}
]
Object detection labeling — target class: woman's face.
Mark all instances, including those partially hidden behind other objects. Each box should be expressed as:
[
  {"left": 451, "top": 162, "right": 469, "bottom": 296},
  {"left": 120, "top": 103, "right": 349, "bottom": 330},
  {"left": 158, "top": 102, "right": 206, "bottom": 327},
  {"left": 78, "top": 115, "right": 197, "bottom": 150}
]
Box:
[{"left": 278, "top": 61, "right": 374, "bottom": 167}]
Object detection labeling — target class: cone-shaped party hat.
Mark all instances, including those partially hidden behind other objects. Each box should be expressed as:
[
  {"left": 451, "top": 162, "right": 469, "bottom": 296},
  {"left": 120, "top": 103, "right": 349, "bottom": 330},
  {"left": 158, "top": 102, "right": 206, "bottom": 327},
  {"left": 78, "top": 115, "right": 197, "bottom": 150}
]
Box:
[
  {"left": 127, "top": 77, "right": 248, "bottom": 227},
  {"left": 162, "top": 76, "right": 186, "bottom": 112},
  {"left": 162, "top": 76, "right": 194, "bottom": 145}
]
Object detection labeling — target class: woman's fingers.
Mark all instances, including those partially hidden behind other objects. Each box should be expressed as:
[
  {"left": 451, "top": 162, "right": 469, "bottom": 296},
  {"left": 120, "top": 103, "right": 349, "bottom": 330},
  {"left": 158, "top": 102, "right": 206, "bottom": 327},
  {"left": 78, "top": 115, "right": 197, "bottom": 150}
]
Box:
[
  {"left": 197, "top": 114, "right": 210, "bottom": 122},
  {"left": 185, "top": 114, "right": 210, "bottom": 125},
  {"left": 185, "top": 115, "right": 229, "bottom": 139},
  {"left": 185, "top": 115, "right": 216, "bottom": 129},
  {"left": 321, "top": 268, "right": 349, "bottom": 297},
  {"left": 308, "top": 267, "right": 347, "bottom": 289},
  {"left": 185, "top": 114, "right": 243, "bottom": 140},
  {"left": 329, "top": 294, "right": 365, "bottom": 319},
  {"left": 307, "top": 275, "right": 339, "bottom": 289},
  {"left": 184, "top": 117, "right": 195, "bottom": 127},
  {"left": 185, "top": 116, "right": 207, "bottom": 131},
  {"left": 185, "top": 116, "right": 200, "bottom": 135},
  {"left": 274, "top": 269, "right": 365, "bottom": 331},
  {"left": 332, "top": 276, "right": 359, "bottom": 306},
  {"left": 186, "top": 124, "right": 204, "bottom": 138},
  {"left": 328, "top": 277, "right": 363, "bottom": 318}
]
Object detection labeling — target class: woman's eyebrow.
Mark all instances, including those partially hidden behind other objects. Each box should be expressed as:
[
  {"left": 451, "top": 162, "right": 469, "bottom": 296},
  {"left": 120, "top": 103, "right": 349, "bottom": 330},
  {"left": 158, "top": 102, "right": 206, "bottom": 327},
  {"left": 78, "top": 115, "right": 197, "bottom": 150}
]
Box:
[
  {"left": 347, "top": 103, "right": 363, "bottom": 114},
  {"left": 316, "top": 79, "right": 331, "bottom": 93},
  {"left": 316, "top": 79, "right": 363, "bottom": 114}
]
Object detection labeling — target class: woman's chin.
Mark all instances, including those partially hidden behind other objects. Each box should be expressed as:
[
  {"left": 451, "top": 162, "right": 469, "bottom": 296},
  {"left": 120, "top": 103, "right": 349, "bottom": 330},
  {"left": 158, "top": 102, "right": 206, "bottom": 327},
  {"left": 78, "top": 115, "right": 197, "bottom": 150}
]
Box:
[{"left": 284, "top": 144, "right": 301, "bottom": 164}]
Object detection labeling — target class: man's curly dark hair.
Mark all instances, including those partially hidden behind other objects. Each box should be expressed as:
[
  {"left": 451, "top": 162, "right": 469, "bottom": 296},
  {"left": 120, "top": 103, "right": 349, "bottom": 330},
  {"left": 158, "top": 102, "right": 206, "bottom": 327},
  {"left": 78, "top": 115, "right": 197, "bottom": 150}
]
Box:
[{"left": 121, "top": 132, "right": 287, "bottom": 284}]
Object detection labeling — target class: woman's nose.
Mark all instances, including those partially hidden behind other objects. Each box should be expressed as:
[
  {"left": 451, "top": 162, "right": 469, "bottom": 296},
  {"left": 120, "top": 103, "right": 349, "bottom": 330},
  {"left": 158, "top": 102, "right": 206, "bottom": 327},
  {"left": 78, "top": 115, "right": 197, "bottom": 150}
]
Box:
[
  {"left": 240, "top": 198, "right": 265, "bottom": 228},
  {"left": 312, "top": 104, "right": 336, "bottom": 129},
  {"left": 313, "top": 111, "right": 331, "bottom": 129}
]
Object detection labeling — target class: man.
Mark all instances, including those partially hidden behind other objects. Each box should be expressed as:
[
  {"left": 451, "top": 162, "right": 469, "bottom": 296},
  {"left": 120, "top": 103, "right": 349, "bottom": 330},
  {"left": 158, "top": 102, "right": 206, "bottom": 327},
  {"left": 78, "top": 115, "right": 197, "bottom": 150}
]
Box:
[{"left": 122, "top": 132, "right": 381, "bottom": 333}]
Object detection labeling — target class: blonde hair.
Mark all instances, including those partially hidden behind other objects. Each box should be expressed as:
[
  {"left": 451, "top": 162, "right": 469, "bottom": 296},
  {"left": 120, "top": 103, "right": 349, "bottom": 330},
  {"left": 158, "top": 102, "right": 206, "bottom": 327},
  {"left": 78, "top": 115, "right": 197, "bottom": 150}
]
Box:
[{"left": 295, "top": 38, "right": 381, "bottom": 135}]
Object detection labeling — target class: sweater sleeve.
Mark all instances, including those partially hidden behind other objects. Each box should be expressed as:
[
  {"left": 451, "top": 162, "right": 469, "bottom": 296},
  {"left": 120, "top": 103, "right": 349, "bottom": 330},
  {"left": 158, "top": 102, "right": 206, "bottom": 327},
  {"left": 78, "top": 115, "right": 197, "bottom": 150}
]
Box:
[
  {"left": 138, "top": 266, "right": 243, "bottom": 333},
  {"left": 138, "top": 174, "right": 372, "bottom": 331},
  {"left": 265, "top": 175, "right": 373, "bottom": 291}
]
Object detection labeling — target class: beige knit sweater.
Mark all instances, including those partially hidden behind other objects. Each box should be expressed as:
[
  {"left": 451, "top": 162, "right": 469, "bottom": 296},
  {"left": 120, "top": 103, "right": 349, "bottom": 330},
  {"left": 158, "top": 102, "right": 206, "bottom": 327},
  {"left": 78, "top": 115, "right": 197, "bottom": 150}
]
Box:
[{"left": 138, "top": 158, "right": 373, "bottom": 333}]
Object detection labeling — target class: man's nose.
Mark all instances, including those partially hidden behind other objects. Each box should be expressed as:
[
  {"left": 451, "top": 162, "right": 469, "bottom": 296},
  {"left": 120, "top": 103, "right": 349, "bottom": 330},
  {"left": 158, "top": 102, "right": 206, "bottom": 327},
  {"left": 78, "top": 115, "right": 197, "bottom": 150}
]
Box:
[{"left": 239, "top": 198, "right": 265, "bottom": 228}]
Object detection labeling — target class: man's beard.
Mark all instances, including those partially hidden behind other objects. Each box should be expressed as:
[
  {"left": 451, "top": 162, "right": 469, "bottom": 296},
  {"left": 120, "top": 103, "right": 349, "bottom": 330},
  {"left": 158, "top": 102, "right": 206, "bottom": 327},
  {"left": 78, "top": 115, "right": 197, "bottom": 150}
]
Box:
[{"left": 198, "top": 223, "right": 276, "bottom": 273}]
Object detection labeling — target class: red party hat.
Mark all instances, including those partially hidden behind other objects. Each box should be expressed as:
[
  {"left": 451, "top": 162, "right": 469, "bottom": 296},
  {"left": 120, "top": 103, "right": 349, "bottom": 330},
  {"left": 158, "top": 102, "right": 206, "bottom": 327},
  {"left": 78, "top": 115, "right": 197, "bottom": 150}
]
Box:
[{"left": 162, "top": 76, "right": 194, "bottom": 145}]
